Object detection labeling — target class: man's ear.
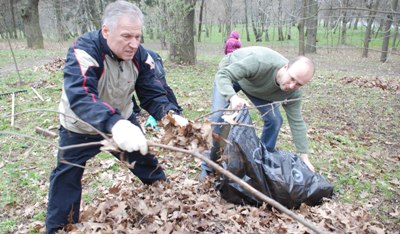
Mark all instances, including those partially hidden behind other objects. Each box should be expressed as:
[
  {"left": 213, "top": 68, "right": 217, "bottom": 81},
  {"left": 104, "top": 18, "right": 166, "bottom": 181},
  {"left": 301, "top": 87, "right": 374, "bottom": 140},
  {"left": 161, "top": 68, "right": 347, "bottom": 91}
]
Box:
[{"left": 101, "top": 25, "right": 109, "bottom": 39}]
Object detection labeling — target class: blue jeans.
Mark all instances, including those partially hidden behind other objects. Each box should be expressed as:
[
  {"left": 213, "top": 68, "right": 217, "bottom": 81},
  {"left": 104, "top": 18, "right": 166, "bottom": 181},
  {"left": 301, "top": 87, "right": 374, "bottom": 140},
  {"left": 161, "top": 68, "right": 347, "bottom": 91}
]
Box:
[
  {"left": 202, "top": 80, "right": 282, "bottom": 172},
  {"left": 45, "top": 115, "right": 165, "bottom": 233}
]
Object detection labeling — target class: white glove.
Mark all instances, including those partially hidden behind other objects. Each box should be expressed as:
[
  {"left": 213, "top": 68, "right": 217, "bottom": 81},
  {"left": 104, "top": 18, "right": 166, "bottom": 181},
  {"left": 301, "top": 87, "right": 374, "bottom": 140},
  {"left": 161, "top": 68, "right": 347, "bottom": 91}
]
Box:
[
  {"left": 111, "top": 120, "right": 148, "bottom": 155},
  {"left": 229, "top": 94, "right": 249, "bottom": 110},
  {"left": 300, "top": 154, "right": 315, "bottom": 172},
  {"left": 172, "top": 114, "right": 189, "bottom": 127}
]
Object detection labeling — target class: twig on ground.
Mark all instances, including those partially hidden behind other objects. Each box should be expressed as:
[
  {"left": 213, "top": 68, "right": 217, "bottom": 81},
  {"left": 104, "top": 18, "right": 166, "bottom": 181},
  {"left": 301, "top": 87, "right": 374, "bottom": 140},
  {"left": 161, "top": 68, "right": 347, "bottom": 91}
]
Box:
[
  {"left": 31, "top": 87, "right": 44, "bottom": 101},
  {"left": 35, "top": 126, "right": 57, "bottom": 138},
  {"left": 11, "top": 92, "right": 15, "bottom": 127}
]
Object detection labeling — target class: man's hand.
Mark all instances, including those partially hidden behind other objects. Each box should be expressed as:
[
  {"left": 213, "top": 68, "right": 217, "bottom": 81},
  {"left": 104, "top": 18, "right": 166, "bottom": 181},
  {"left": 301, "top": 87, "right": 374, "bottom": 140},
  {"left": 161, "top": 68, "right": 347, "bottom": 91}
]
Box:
[
  {"left": 111, "top": 120, "right": 148, "bottom": 155},
  {"left": 172, "top": 114, "right": 189, "bottom": 127},
  {"left": 300, "top": 154, "right": 315, "bottom": 172},
  {"left": 229, "top": 94, "right": 249, "bottom": 110}
]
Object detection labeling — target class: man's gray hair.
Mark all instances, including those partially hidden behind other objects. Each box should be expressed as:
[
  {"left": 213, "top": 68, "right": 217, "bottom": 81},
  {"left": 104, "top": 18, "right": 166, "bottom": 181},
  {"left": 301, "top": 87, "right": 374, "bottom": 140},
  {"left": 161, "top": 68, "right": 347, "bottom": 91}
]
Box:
[{"left": 102, "top": 0, "right": 144, "bottom": 30}]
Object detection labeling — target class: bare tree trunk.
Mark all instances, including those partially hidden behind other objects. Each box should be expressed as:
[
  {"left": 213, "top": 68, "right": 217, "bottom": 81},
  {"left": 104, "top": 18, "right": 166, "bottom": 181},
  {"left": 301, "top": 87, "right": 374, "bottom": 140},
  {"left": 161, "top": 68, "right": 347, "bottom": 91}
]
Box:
[
  {"left": 223, "top": 0, "right": 233, "bottom": 38},
  {"left": 159, "top": 1, "right": 168, "bottom": 50},
  {"left": 362, "top": 0, "right": 380, "bottom": 58},
  {"left": 20, "top": 0, "right": 44, "bottom": 49},
  {"left": 86, "top": 0, "right": 101, "bottom": 29},
  {"left": 298, "top": 0, "right": 307, "bottom": 55},
  {"left": 251, "top": 0, "right": 264, "bottom": 42},
  {"left": 380, "top": 16, "right": 392, "bottom": 62},
  {"left": 374, "top": 18, "right": 385, "bottom": 38},
  {"left": 76, "top": 0, "right": 90, "bottom": 34},
  {"left": 244, "top": 0, "right": 250, "bottom": 42},
  {"left": 10, "top": 0, "right": 17, "bottom": 39},
  {"left": 380, "top": 0, "right": 398, "bottom": 62},
  {"left": 306, "top": 0, "right": 318, "bottom": 53},
  {"left": 250, "top": 0, "right": 257, "bottom": 41},
  {"left": 392, "top": 16, "right": 399, "bottom": 51},
  {"left": 197, "top": 0, "right": 205, "bottom": 42},
  {"left": 353, "top": 12, "right": 360, "bottom": 30},
  {"left": 340, "top": 0, "right": 350, "bottom": 45},
  {"left": 277, "top": 0, "right": 283, "bottom": 41},
  {"left": 287, "top": 23, "right": 292, "bottom": 40},
  {"left": 181, "top": 0, "right": 196, "bottom": 64},
  {"left": 0, "top": 1, "right": 11, "bottom": 39},
  {"left": 54, "top": 0, "right": 70, "bottom": 40},
  {"left": 204, "top": 1, "right": 210, "bottom": 39},
  {"left": 169, "top": 0, "right": 196, "bottom": 65}
]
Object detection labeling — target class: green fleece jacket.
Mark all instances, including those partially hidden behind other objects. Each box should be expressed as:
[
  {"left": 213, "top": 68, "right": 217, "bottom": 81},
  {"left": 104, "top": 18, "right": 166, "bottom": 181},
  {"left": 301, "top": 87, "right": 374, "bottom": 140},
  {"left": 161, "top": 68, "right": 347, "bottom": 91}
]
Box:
[{"left": 215, "top": 46, "right": 308, "bottom": 153}]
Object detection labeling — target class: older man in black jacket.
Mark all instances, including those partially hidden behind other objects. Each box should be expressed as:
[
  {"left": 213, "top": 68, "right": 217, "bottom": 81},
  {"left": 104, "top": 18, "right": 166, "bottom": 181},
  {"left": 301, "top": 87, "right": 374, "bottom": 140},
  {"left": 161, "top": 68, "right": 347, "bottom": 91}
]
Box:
[{"left": 46, "top": 1, "right": 187, "bottom": 233}]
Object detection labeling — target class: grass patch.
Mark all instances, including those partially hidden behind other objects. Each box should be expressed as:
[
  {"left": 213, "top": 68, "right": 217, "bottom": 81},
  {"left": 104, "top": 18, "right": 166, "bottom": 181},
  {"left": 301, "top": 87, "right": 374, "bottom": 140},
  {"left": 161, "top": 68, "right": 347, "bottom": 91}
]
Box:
[{"left": 0, "top": 220, "right": 17, "bottom": 233}]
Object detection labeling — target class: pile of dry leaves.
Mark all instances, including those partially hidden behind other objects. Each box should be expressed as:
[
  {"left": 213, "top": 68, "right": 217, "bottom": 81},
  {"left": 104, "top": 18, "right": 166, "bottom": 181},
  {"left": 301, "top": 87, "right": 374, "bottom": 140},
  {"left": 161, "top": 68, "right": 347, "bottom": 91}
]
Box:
[
  {"left": 341, "top": 76, "right": 400, "bottom": 92},
  {"left": 48, "top": 174, "right": 384, "bottom": 233},
  {"left": 34, "top": 57, "right": 66, "bottom": 73},
  {"left": 159, "top": 111, "right": 213, "bottom": 152},
  {"left": 20, "top": 114, "right": 387, "bottom": 234}
]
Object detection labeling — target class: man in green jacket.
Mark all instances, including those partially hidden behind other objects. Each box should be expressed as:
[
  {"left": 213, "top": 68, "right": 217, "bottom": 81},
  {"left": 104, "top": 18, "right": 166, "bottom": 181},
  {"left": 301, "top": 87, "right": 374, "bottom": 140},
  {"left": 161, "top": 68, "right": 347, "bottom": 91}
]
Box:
[{"left": 201, "top": 46, "right": 315, "bottom": 179}]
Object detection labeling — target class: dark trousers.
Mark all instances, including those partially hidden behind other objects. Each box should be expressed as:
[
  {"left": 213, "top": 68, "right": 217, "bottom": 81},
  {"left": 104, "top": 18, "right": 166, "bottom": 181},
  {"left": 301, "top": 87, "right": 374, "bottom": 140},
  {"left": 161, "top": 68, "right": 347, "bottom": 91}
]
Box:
[{"left": 45, "top": 117, "right": 165, "bottom": 233}]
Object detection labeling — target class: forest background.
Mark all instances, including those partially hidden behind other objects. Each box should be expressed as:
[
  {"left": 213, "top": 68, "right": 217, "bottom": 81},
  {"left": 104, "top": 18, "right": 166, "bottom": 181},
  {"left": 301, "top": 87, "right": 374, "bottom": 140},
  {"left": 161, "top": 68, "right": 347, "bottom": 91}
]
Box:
[{"left": 0, "top": 0, "right": 399, "bottom": 233}]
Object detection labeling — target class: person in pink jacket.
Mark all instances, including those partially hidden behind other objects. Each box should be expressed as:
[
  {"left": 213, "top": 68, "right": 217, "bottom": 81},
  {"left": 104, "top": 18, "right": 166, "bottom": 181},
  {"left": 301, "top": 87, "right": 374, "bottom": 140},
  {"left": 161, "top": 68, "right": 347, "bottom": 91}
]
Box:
[{"left": 224, "top": 31, "right": 242, "bottom": 55}]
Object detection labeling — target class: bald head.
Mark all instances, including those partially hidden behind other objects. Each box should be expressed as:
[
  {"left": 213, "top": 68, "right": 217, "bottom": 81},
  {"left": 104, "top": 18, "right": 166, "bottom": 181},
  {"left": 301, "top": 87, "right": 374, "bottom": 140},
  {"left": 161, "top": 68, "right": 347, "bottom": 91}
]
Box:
[
  {"left": 276, "top": 56, "right": 315, "bottom": 92},
  {"left": 288, "top": 56, "right": 315, "bottom": 83}
]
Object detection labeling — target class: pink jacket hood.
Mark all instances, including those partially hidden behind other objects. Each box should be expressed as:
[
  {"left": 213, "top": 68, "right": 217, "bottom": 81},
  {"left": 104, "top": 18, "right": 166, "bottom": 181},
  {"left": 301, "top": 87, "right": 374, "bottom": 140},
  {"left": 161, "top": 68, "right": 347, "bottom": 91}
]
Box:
[{"left": 229, "top": 31, "right": 240, "bottom": 39}]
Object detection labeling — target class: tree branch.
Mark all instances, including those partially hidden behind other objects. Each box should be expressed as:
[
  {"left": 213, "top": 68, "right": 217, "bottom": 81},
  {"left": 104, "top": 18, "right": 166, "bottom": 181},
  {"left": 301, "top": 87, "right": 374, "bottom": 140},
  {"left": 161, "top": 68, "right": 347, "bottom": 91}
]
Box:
[
  {"left": 319, "top": 7, "right": 399, "bottom": 15},
  {"left": 194, "top": 96, "right": 312, "bottom": 122}
]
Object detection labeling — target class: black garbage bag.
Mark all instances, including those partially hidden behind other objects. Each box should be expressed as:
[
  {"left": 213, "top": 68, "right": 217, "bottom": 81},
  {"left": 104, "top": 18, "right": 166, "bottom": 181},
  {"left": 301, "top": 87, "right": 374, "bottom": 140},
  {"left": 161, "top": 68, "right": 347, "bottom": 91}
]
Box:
[
  {"left": 216, "top": 108, "right": 333, "bottom": 209},
  {"left": 262, "top": 150, "right": 334, "bottom": 208}
]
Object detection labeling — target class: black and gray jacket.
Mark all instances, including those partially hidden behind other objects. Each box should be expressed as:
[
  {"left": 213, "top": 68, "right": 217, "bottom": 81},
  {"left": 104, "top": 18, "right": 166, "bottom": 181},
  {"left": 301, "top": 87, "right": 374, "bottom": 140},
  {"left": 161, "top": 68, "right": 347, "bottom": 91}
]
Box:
[{"left": 59, "top": 30, "right": 180, "bottom": 135}]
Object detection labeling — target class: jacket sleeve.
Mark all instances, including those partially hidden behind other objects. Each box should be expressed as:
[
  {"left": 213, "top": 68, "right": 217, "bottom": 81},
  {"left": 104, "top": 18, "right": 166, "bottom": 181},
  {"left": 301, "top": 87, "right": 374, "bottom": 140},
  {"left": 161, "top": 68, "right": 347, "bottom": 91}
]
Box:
[
  {"left": 63, "top": 39, "right": 122, "bottom": 133},
  {"left": 150, "top": 51, "right": 182, "bottom": 113},
  {"left": 134, "top": 49, "right": 181, "bottom": 120},
  {"left": 215, "top": 53, "right": 261, "bottom": 101},
  {"left": 282, "top": 98, "right": 308, "bottom": 154}
]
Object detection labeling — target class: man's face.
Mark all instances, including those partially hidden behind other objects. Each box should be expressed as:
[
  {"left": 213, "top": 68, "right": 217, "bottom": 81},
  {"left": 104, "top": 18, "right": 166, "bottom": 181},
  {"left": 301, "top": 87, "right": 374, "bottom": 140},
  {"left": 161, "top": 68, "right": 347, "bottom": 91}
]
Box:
[
  {"left": 102, "top": 16, "right": 142, "bottom": 61},
  {"left": 277, "top": 61, "right": 313, "bottom": 92}
]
